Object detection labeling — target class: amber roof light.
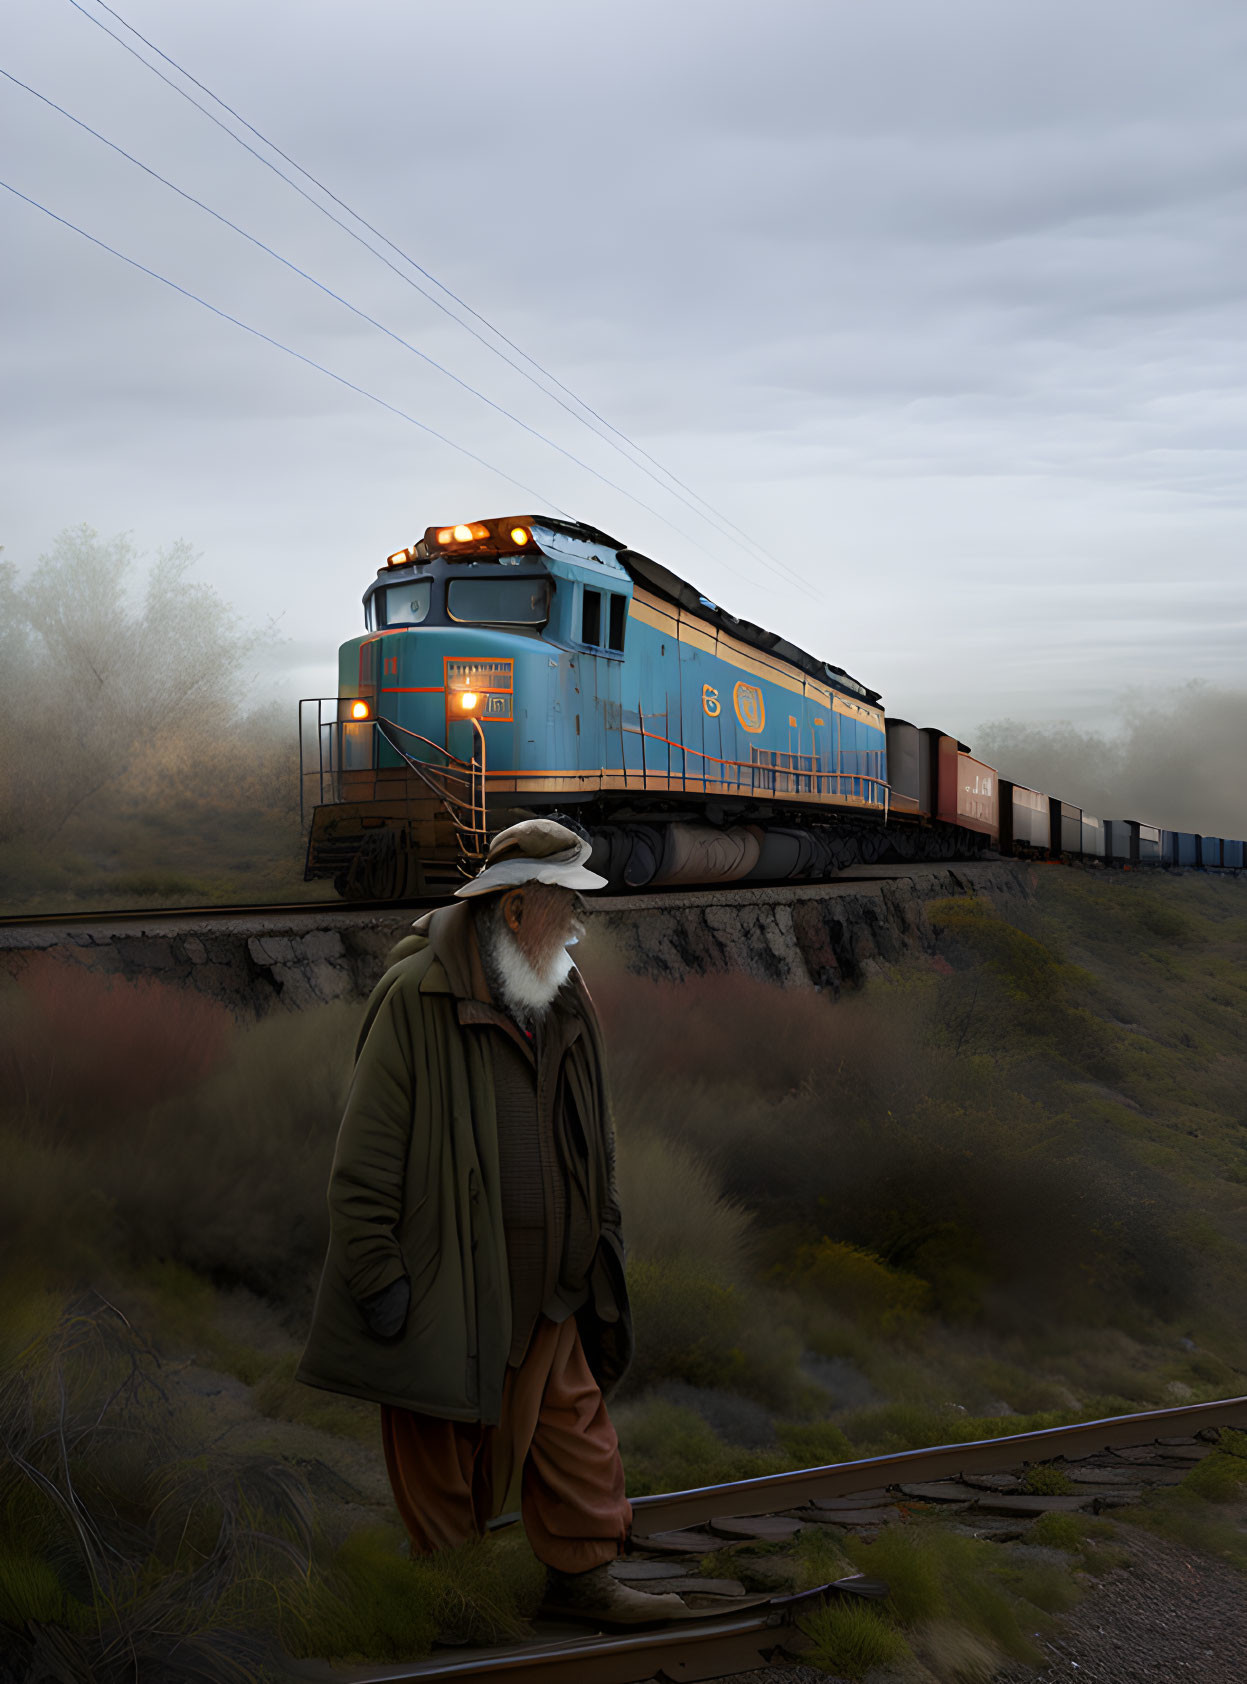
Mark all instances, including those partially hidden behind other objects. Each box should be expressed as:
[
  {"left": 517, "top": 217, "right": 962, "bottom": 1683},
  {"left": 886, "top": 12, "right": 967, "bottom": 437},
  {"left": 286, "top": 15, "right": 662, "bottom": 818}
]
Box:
[{"left": 423, "top": 517, "right": 542, "bottom": 559}]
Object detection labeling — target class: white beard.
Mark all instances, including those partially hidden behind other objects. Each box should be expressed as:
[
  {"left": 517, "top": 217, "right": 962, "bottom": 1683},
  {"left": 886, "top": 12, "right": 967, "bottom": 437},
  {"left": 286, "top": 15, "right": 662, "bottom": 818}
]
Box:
[{"left": 489, "top": 926, "right": 576, "bottom": 1021}]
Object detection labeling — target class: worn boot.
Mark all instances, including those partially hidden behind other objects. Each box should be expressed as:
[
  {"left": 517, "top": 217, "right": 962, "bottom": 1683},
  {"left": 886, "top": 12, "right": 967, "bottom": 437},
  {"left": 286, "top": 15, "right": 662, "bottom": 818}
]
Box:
[{"left": 542, "top": 1562, "right": 687, "bottom": 1625}]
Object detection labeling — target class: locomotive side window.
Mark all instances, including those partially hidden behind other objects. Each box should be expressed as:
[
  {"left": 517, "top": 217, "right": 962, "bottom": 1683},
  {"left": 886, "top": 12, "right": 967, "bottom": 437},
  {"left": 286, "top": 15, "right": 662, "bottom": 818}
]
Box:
[
  {"left": 608, "top": 593, "right": 627, "bottom": 651},
  {"left": 447, "top": 577, "right": 550, "bottom": 624},
  {"left": 581, "top": 589, "right": 602, "bottom": 646},
  {"left": 381, "top": 579, "right": 432, "bottom": 626}
]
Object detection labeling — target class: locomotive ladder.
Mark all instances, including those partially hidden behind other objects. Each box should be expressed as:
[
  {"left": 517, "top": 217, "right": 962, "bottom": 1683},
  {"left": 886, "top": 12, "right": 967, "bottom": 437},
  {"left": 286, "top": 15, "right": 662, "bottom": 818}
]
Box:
[{"left": 371, "top": 717, "right": 490, "bottom": 878}]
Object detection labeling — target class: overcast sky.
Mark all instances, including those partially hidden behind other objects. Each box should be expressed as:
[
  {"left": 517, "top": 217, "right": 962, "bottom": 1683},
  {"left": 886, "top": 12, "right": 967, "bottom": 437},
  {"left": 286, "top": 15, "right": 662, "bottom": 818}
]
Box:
[{"left": 4, "top": 0, "right": 1245, "bottom": 745}]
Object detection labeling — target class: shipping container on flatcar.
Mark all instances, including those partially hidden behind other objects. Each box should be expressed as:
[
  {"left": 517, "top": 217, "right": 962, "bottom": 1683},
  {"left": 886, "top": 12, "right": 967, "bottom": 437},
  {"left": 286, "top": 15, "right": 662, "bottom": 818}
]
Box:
[
  {"left": 926, "top": 732, "right": 999, "bottom": 844},
  {"left": 1105, "top": 819, "right": 1161, "bottom": 865},
  {"left": 999, "top": 781, "right": 1051, "bottom": 856},
  {"left": 1162, "top": 830, "right": 1199, "bottom": 867},
  {"left": 1223, "top": 839, "right": 1245, "bottom": 869},
  {"left": 1105, "top": 821, "right": 1131, "bottom": 863},
  {"left": 1136, "top": 823, "right": 1161, "bottom": 865},
  {"left": 1200, "top": 836, "right": 1223, "bottom": 868},
  {"left": 1049, "top": 798, "right": 1082, "bottom": 858},
  {"left": 1081, "top": 813, "right": 1106, "bottom": 859},
  {"left": 884, "top": 718, "right": 922, "bottom": 815}
]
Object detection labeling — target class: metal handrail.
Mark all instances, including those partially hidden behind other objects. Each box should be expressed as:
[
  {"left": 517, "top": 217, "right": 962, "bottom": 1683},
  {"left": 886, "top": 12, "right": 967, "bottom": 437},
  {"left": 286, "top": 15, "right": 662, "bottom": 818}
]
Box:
[
  {"left": 373, "top": 719, "right": 478, "bottom": 817},
  {"left": 300, "top": 698, "right": 893, "bottom": 832},
  {"left": 372, "top": 714, "right": 489, "bottom": 875}
]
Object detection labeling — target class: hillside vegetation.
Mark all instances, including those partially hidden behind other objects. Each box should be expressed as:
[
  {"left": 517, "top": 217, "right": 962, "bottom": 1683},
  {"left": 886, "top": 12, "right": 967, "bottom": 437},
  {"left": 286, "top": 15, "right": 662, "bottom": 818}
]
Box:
[
  {"left": 0, "top": 527, "right": 318, "bottom": 912},
  {"left": 1, "top": 863, "right": 1245, "bottom": 1675}
]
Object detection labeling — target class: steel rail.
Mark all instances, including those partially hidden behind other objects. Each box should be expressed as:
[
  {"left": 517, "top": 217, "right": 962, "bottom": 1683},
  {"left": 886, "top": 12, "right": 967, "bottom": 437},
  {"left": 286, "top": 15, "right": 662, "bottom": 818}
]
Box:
[
  {"left": 630, "top": 1393, "right": 1247, "bottom": 1537},
  {"left": 0, "top": 871, "right": 924, "bottom": 930},
  {"left": 339, "top": 1583, "right": 854, "bottom": 1684},
  {"left": 0, "top": 899, "right": 448, "bottom": 929},
  {"left": 337, "top": 1394, "right": 1247, "bottom": 1682}
]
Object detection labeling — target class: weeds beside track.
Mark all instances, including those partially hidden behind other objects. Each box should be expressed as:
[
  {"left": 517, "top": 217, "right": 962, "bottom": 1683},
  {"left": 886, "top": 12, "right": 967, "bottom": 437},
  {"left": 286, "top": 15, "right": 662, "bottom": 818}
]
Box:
[{"left": 343, "top": 1395, "right": 1247, "bottom": 1683}]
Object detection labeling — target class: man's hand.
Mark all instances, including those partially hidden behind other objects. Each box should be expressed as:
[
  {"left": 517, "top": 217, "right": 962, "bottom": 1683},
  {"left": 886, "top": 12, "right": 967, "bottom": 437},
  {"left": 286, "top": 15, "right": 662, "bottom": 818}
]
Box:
[{"left": 359, "top": 1276, "right": 411, "bottom": 1339}]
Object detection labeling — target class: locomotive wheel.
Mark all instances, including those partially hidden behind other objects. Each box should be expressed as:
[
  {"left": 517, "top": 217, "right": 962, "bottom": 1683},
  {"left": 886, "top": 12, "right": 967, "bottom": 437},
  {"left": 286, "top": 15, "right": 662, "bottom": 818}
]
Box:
[
  {"left": 856, "top": 832, "right": 885, "bottom": 866},
  {"left": 338, "top": 827, "right": 425, "bottom": 900}
]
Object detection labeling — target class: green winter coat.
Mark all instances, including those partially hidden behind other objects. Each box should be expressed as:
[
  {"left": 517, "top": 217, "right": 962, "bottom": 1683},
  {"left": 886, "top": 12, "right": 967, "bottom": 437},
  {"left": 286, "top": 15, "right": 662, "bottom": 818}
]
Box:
[{"left": 295, "top": 901, "right": 631, "bottom": 1425}]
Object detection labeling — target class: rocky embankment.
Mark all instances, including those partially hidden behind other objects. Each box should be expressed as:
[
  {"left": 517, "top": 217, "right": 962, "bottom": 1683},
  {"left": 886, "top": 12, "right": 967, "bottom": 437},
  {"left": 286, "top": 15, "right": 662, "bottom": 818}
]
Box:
[{"left": 0, "top": 862, "right": 1034, "bottom": 1016}]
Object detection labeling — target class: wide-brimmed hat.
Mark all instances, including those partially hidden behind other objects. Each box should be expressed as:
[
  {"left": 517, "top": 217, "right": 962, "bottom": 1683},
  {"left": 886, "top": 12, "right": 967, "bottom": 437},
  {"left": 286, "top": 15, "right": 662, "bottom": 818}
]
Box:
[{"left": 453, "top": 818, "right": 608, "bottom": 898}]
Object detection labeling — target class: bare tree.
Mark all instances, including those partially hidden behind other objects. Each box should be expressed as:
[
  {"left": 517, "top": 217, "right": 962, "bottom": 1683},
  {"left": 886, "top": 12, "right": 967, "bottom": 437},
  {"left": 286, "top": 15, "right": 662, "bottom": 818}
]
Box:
[
  {"left": 977, "top": 682, "right": 1247, "bottom": 837},
  {"left": 0, "top": 526, "right": 266, "bottom": 843}
]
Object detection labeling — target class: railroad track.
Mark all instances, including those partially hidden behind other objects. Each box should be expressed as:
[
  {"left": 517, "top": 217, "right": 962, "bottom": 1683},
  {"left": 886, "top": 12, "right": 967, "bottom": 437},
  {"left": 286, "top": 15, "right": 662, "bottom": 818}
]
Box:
[
  {"left": 329, "top": 1394, "right": 1247, "bottom": 1684},
  {"left": 0, "top": 870, "right": 920, "bottom": 932},
  {"left": 0, "top": 896, "right": 442, "bottom": 929}
]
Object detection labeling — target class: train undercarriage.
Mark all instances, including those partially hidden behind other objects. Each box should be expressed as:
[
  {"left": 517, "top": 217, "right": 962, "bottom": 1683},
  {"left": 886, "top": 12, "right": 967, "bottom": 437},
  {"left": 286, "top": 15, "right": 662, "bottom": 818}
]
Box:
[
  {"left": 300, "top": 703, "right": 988, "bottom": 901},
  {"left": 304, "top": 781, "right": 986, "bottom": 902}
]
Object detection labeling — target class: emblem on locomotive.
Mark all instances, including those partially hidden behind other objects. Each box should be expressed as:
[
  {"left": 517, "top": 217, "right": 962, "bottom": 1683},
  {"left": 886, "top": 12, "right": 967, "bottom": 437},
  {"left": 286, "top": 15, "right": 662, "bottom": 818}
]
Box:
[{"left": 732, "top": 681, "right": 765, "bottom": 733}]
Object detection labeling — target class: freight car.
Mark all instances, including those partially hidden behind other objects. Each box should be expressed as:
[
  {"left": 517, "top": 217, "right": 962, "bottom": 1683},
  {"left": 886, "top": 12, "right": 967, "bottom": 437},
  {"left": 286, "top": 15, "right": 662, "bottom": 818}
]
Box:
[{"left": 300, "top": 514, "right": 1246, "bottom": 897}]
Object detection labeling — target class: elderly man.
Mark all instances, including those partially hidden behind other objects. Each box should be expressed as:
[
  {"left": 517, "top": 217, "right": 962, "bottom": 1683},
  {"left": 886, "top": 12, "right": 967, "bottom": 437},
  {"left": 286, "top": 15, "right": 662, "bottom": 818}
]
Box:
[{"left": 297, "top": 819, "right": 681, "bottom": 1623}]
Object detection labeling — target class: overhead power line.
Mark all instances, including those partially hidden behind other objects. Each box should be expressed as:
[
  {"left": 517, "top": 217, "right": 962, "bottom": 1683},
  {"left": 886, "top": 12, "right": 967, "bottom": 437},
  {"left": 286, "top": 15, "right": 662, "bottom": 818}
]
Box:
[
  {"left": 2, "top": 64, "right": 744, "bottom": 576},
  {"left": 0, "top": 176, "right": 567, "bottom": 515},
  {"left": 64, "top": 0, "right": 814, "bottom": 597}
]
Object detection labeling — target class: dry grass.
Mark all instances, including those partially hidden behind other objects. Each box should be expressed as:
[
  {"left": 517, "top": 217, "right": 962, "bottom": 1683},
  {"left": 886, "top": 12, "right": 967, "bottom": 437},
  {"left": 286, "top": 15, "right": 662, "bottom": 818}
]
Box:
[
  {"left": 615, "top": 1127, "right": 753, "bottom": 1281},
  {"left": 593, "top": 951, "right": 1193, "bottom": 1333},
  {"left": 2, "top": 858, "right": 1246, "bottom": 1667},
  {"left": 0, "top": 1296, "right": 547, "bottom": 1676}
]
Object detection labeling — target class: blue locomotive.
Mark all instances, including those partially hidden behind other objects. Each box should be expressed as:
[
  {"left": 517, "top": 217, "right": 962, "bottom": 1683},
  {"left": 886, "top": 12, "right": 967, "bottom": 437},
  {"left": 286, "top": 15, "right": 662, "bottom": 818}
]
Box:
[{"left": 300, "top": 515, "right": 1244, "bottom": 896}]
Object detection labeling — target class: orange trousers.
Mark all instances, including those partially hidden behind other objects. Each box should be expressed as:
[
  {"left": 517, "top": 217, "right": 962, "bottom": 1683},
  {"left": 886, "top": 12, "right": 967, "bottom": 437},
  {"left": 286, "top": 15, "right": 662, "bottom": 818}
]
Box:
[{"left": 379, "top": 1316, "right": 632, "bottom": 1573}]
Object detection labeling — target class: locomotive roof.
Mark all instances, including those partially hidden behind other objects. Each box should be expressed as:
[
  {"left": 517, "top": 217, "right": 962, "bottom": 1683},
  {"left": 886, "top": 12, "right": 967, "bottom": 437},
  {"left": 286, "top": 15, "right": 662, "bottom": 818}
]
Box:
[{"left": 537, "top": 517, "right": 881, "bottom": 705}]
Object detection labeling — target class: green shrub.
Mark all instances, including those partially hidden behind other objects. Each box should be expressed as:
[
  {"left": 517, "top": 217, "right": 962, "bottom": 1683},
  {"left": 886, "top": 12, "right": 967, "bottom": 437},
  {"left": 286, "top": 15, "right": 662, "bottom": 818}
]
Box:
[
  {"left": 613, "top": 1399, "right": 785, "bottom": 1496},
  {"left": 799, "top": 1597, "right": 912, "bottom": 1678},
  {"left": 106, "top": 869, "right": 215, "bottom": 899},
  {"left": 1022, "top": 1464, "right": 1075, "bottom": 1495},
  {"left": 837, "top": 1400, "right": 1068, "bottom": 1456},
  {"left": 0, "top": 1123, "right": 114, "bottom": 1284},
  {"left": 0, "top": 1551, "right": 92, "bottom": 1630},
  {"left": 775, "top": 1238, "right": 931, "bottom": 1331},
  {"left": 131, "top": 1260, "right": 274, "bottom": 1381},
  {"left": 1125, "top": 1487, "right": 1247, "bottom": 1570},
  {"left": 1029, "top": 1511, "right": 1125, "bottom": 1574},
  {"left": 794, "top": 1527, "right": 855, "bottom": 1590},
  {"left": 282, "top": 1525, "right": 438, "bottom": 1660},
  {"left": 1002, "top": 1559, "right": 1081, "bottom": 1615},
  {"left": 776, "top": 1420, "right": 853, "bottom": 1469},
  {"left": 615, "top": 1128, "right": 752, "bottom": 1282},
  {"left": 109, "top": 1002, "right": 358, "bottom": 1302},
  {"left": 0, "top": 979, "right": 357, "bottom": 1309},
  {"left": 600, "top": 948, "right": 1191, "bottom": 1330},
  {"left": 623, "top": 1257, "right": 804, "bottom": 1406},
  {"left": 624, "top": 1257, "right": 747, "bottom": 1394},
  {"left": 284, "top": 1526, "right": 544, "bottom": 1659},
  {"left": 0, "top": 954, "right": 233, "bottom": 1127},
  {"left": 912, "top": 1620, "right": 1000, "bottom": 1683},
  {"left": 842, "top": 1525, "right": 1053, "bottom": 1666},
  {"left": 1029, "top": 1512, "right": 1088, "bottom": 1552},
  {"left": 252, "top": 1352, "right": 376, "bottom": 1441},
  {"left": 0, "top": 1295, "right": 315, "bottom": 1678},
  {"left": 1181, "top": 1452, "right": 1247, "bottom": 1503}
]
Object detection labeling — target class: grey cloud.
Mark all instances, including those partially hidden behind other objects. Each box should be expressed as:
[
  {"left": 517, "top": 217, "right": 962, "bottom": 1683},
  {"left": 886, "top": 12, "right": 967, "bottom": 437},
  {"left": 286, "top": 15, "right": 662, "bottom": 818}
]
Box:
[{"left": 3, "top": 0, "right": 1246, "bottom": 743}]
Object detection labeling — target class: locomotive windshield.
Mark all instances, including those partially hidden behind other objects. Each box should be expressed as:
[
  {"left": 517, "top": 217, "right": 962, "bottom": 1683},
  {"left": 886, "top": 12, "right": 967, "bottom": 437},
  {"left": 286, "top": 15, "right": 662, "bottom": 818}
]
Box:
[
  {"left": 447, "top": 577, "right": 550, "bottom": 625},
  {"left": 380, "top": 580, "right": 432, "bottom": 626}
]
